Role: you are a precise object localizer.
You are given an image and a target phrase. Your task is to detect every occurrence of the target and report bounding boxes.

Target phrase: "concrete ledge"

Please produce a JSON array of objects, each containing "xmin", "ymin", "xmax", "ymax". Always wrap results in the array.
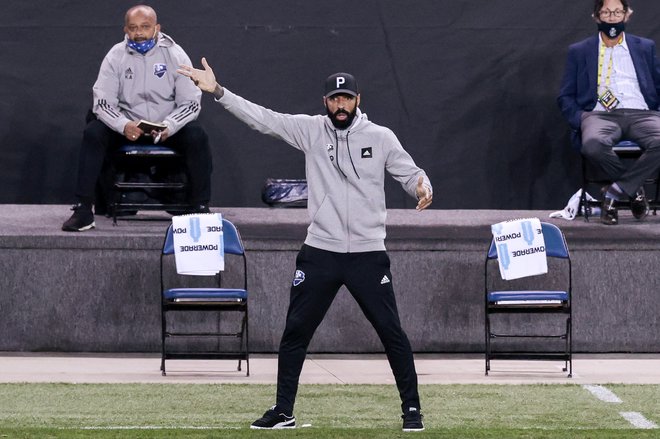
[
  {"xmin": 1, "ymin": 205, "xmax": 659, "ymax": 353},
  {"xmin": 1, "ymin": 353, "xmax": 659, "ymax": 384}
]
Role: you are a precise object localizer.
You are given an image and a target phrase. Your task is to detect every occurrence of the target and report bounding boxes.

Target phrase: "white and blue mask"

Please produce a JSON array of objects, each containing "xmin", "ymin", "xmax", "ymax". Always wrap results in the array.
[{"xmin": 127, "ymin": 30, "xmax": 158, "ymax": 54}]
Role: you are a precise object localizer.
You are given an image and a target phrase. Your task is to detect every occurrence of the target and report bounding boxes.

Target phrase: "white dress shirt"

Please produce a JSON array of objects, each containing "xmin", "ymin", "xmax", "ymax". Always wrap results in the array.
[{"xmin": 595, "ymin": 33, "xmax": 648, "ymax": 111}]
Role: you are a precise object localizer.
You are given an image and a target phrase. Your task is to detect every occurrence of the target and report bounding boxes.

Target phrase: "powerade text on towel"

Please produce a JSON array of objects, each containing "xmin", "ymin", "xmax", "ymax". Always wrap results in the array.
[
  {"xmin": 172, "ymin": 213, "xmax": 224, "ymax": 275},
  {"xmin": 490, "ymin": 218, "xmax": 547, "ymax": 280}
]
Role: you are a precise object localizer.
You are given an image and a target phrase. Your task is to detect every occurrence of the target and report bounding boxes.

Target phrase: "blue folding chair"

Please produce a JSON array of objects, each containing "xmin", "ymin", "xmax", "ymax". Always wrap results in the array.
[
  {"xmin": 160, "ymin": 218, "xmax": 249, "ymax": 376},
  {"xmin": 485, "ymin": 222, "xmax": 572, "ymax": 377}
]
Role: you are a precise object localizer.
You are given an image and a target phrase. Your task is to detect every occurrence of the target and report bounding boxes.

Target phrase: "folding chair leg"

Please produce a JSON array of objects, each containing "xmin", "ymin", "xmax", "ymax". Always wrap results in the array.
[
  {"xmin": 161, "ymin": 310, "xmax": 167, "ymax": 376},
  {"xmin": 567, "ymin": 317, "xmax": 573, "ymax": 378},
  {"xmin": 561, "ymin": 317, "xmax": 572, "ymax": 377},
  {"xmin": 485, "ymin": 316, "xmax": 491, "ymax": 376},
  {"xmin": 245, "ymin": 313, "xmax": 250, "ymax": 377},
  {"xmin": 236, "ymin": 313, "xmax": 249, "ymax": 376},
  {"xmin": 580, "ymin": 161, "xmax": 591, "ymax": 222}
]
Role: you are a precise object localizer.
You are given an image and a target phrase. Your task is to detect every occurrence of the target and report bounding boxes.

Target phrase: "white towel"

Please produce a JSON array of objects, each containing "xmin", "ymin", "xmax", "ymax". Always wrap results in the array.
[
  {"xmin": 491, "ymin": 217, "xmax": 547, "ymax": 280},
  {"xmin": 172, "ymin": 213, "xmax": 224, "ymax": 275},
  {"xmin": 549, "ymin": 188, "xmax": 597, "ymax": 220}
]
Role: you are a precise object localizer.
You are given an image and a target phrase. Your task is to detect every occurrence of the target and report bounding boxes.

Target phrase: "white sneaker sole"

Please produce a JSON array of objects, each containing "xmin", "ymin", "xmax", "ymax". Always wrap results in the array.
[
  {"xmin": 78, "ymin": 222, "xmax": 96, "ymax": 231},
  {"xmin": 250, "ymin": 419, "xmax": 296, "ymax": 429},
  {"xmin": 250, "ymin": 424, "xmax": 296, "ymax": 430}
]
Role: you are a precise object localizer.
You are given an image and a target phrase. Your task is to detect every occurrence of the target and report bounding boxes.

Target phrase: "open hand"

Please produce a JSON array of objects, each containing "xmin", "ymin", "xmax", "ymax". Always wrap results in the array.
[
  {"xmin": 178, "ymin": 57, "xmax": 218, "ymax": 93},
  {"xmin": 415, "ymin": 175, "xmax": 433, "ymax": 211}
]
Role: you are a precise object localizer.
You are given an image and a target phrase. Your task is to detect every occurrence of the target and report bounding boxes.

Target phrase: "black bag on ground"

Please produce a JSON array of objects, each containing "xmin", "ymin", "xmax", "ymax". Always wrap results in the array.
[{"xmin": 261, "ymin": 178, "xmax": 308, "ymax": 207}]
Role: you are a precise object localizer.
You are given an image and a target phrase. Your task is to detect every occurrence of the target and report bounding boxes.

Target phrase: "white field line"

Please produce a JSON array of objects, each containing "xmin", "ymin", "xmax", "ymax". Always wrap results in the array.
[
  {"xmin": 583, "ymin": 385, "xmax": 658, "ymax": 430},
  {"xmin": 619, "ymin": 412, "xmax": 659, "ymax": 430},
  {"xmin": 75, "ymin": 424, "xmax": 313, "ymax": 430},
  {"xmin": 582, "ymin": 384, "xmax": 622, "ymax": 403},
  {"xmin": 77, "ymin": 426, "xmax": 232, "ymax": 430}
]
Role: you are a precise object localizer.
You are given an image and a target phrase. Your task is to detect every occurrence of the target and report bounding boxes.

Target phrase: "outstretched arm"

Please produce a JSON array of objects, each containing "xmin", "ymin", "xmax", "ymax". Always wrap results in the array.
[
  {"xmin": 177, "ymin": 57, "xmax": 224, "ymax": 98},
  {"xmin": 177, "ymin": 57, "xmax": 316, "ymax": 152}
]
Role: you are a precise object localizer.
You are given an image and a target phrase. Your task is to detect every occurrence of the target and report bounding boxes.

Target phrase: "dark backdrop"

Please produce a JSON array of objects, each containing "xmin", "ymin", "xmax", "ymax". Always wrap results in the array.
[{"xmin": 2, "ymin": 0, "xmax": 659, "ymax": 209}]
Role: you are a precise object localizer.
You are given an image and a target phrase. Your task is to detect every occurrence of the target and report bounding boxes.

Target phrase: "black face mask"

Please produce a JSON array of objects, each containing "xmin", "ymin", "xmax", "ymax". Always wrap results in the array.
[
  {"xmin": 327, "ymin": 107, "xmax": 357, "ymax": 130},
  {"xmin": 598, "ymin": 21, "xmax": 625, "ymax": 40}
]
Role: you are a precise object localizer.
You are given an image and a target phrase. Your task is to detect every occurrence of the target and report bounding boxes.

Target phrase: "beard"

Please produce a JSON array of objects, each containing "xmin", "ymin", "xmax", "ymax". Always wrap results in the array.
[{"xmin": 327, "ymin": 107, "xmax": 357, "ymax": 130}]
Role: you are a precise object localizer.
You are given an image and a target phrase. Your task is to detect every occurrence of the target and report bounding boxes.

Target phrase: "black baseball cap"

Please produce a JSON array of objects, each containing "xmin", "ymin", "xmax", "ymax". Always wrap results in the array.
[{"xmin": 324, "ymin": 72, "xmax": 359, "ymax": 98}]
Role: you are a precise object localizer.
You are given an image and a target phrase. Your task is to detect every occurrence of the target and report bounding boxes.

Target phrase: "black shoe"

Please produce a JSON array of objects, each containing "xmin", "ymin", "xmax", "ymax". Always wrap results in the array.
[
  {"xmin": 62, "ymin": 204, "xmax": 95, "ymax": 232},
  {"xmin": 402, "ymin": 407, "xmax": 424, "ymax": 432},
  {"xmin": 186, "ymin": 204, "xmax": 211, "ymax": 214},
  {"xmin": 250, "ymin": 406, "xmax": 296, "ymax": 429},
  {"xmin": 600, "ymin": 186, "xmax": 618, "ymax": 226},
  {"xmin": 631, "ymin": 189, "xmax": 649, "ymax": 220}
]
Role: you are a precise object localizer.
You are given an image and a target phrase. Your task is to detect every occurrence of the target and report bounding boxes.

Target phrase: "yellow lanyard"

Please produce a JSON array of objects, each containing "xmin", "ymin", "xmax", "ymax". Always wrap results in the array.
[{"xmin": 597, "ymin": 36, "xmax": 622, "ymax": 89}]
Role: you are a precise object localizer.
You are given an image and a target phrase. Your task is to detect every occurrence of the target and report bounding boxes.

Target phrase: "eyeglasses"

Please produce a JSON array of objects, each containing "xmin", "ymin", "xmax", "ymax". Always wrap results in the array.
[{"xmin": 598, "ymin": 9, "xmax": 626, "ymax": 18}]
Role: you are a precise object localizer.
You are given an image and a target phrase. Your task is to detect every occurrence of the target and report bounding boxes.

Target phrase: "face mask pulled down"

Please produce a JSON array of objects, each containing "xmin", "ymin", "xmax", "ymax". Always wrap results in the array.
[{"xmin": 127, "ymin": 30, "xmax": 158, "ymax": 54}]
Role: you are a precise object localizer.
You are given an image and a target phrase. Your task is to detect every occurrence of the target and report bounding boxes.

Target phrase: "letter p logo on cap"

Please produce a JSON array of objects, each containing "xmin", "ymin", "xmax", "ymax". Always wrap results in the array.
[{"xmin": 325, "ymin": 72, "xmax": 358, "ymax": 98}]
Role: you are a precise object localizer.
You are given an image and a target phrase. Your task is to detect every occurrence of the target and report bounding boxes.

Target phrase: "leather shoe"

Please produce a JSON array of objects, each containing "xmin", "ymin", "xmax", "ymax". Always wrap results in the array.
[
  {"xmin": 600, "ymin": 198, "xmax": 618, "ymax": 225},
  {"xmin": 600, "ymin": 186, "xmax": 618, "ymax": 225},
  {"xmin": 631, "ymin": 189, "xmax": 649, "ymax": 220}
]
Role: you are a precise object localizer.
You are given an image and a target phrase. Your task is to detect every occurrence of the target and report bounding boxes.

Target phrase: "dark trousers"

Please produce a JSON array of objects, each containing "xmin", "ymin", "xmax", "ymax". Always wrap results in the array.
[
  {"xmin": 75, "ymin": 119, "xmax": 212, "ymax": 206},
  {"xmin": 275, "ymin": 244, "xmax": 421, "ymax": 415},
  {"xmin": 581, "ymin": 109, "xmax": 660, "ymax": 196}
]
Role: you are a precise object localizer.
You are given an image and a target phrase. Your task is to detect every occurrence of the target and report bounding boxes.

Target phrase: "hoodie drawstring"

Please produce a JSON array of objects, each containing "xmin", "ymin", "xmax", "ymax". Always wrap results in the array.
[
  {"xmin": 345, "ymin": 131, "xmax": 360, "ymax": 179},
  {"xmin": 334, "ymin": 129, "xmax": 360, "ymax": 179},
  {"xmin": 333, "ymin": 130, "xmax": 348, "ymax": 178}
]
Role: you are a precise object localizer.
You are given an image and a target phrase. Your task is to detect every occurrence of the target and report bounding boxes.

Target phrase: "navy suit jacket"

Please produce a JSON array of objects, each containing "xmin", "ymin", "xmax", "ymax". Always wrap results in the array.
[{"xmin": 557, "ymin": 33, "xmax": 660, "ymax": 149}]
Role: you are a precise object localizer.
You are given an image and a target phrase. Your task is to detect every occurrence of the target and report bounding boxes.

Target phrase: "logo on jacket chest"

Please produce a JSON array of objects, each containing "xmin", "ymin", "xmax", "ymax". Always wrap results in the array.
[
  {"xmin": 124, "ymin": 68, "xmax": 133, "ymax": 80},
  {"xmin": 153, "ymin": 63, "xmax": 167, "ymax": 78},
  {"xmin": 361, "ymin": 147, "xmax": 373, "ymax": 158},
  {"xmin": 327, "ymin": 143, "xmax": 335, "ymax": 162}
]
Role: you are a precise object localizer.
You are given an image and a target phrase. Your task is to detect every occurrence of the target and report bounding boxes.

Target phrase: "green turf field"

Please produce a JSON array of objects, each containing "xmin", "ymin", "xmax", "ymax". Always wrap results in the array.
[{"xmin": 0, "ymin": 383, "xmax": 658, "ymax": 438}]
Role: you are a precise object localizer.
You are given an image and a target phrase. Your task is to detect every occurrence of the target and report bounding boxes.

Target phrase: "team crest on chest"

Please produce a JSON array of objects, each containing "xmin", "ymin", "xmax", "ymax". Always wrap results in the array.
[
  {"xmin": 153, "ymin": 63, "xmax": 167, "ymax": 78},
  {"xmin": 124, "ymin": 68, "xmax": 133, "ymax": 79}
]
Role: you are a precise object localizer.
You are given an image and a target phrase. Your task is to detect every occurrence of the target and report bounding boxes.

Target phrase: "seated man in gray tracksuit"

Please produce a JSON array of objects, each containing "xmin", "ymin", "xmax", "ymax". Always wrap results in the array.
[
  {"xmin": 62, "ymin": 5, "xmax": 212, "ymax": 232},
  {"xmin": 179, "ymin": 58, "xmax": 433, "ymax": 433}
]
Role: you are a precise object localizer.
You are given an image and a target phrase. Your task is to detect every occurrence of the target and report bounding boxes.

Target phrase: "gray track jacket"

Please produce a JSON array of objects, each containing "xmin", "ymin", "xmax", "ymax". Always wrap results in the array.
[
  {"xmin": 218, "ymin": 89, "xmax": 433, "ymax": 253},
  {"xmin": 92, "ymin": 32, "xmax": 201, "ymax": 136}
]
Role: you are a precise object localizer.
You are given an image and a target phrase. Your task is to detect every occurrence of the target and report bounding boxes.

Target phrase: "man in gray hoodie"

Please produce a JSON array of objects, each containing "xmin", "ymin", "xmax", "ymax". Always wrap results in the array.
[
  {"xmin": 180, "ymin": 58, "xmax": 432, "ymax": 432},
  {"xmin": 62, "ymin": 5, "xmax": 212, "ymax": 232}
]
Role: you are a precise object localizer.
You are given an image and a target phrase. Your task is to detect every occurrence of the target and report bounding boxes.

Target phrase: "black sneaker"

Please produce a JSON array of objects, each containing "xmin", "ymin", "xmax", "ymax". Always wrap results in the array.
[
  {"xmin": 402, "ymin": 407, "xmax": 424, "ymax": 432},
  {"xmin": 250, "ymin": 406, "xmax": 296, "ymax": 429},
  {"xmin": 631, "ymin": 189, "xmax": 649, "ymax": 220},
  {"xmin": 62, "ymin": 204, "xmax": 95, "ymax": 232}
]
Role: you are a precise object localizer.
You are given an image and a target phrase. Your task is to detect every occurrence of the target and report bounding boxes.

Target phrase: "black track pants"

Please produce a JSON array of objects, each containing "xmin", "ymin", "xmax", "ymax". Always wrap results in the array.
[
  {"xmin": 75, "ymin": 119, "xmax": 212, "ymax": 205},
  {"xmin": 275, "ymin": 244, "xmax": 421, "ymax": 415}
]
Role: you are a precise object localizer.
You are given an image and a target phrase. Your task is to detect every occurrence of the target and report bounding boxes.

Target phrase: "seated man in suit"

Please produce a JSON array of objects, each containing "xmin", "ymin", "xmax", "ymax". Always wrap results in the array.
[
  {"xmin": 557, "ymin": 0, "xmax": 660, "ymax": 225},
  {"xmin": 62, "ymin": 5, "xmax": 212, "ymax": 232}
]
